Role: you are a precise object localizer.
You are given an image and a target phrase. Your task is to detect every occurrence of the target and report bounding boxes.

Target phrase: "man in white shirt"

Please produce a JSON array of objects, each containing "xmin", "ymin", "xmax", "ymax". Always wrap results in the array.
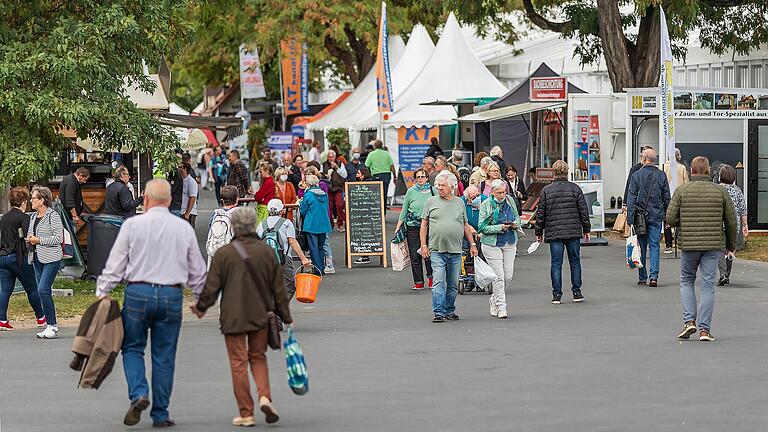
[
  {"xmin": 97, "ymin": 179, "xmax": 207, "ymax": 428},
  {"xmin": 308, "ymin": 140, "xmax": 321, "ymax": 163},
  {"xmin": 180, "ymin": 162, "xmax": 198, "ymax": 227}
]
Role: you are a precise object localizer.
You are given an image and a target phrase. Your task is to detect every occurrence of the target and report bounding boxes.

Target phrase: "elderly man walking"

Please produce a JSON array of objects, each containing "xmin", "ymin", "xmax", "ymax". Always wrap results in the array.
[
  {"xmin": 420, "ymin": 171, "xmax": 478, "ymax": 323},
  {"xmin": 97, "ymin": 179, "xmax": 207, "ymax": 428},
  {"xmin": 626, "ymin": 148, "xmax": 671, "ymax": 287},
  {"xmin": 469, "ymin": 156, "xmax": 493, "ymax": 187},
  {"xmin": 667, "ymin": 156, "xmax": 737, "ymax": 342},
  {"xmin": 535, "ymin": 160, "xmax": 591, "ymax": 304},
  {"xmin": 192, "ymin": 207, "xmax": 293, "ymax": 427}
]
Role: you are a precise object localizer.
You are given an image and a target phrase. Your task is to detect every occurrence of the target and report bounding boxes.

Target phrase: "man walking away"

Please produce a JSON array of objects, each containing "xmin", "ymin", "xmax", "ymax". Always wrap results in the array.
[
  {"xmin": 535, "ymin": 160, "xmax": 591, "ymax": 304},
  {"xmin": 59, "ymin": 167, "xmax": 93, "ymax": 223},
  {"xmin": 420, "ymin": 171, "xmax": 478, "ymax": 323},
  {"xmin": 227, "ymin": 150, "xmax": 253, "ymax": 198},
  {"xmin": 364, "ymin": 139, "xmax": 395, "ymax": 214},
  {"xmin": 206, "ymin": 186, "xmax": 239, "ymax": 267},
  {"xmin": 489, "ymin": 146, "xmax": 507, "ymax": 177},
  {"xmin": 179, "ymin": 163, "xmax": 198, "ymax": 227},
  {"xmin": 667, "ymin": 156, "xmax": 736, "ymax": 342},
  {"xmin": 626, "ymin": 148, "xmax": 670, "ymax": 287},
  {"xmin": 104, "ymin": 167, "xmax": 143, "ymax": 218},
  {"xmin": 623, "ymin": 145, "xmax": 652, "ymax": 209},
  {"xmin": 97, "ymin": 179, "xmax": 207, "ymax": 428}
]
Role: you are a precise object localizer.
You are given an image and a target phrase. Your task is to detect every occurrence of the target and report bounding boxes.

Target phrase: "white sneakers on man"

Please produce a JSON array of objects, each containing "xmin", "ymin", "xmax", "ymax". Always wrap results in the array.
[{"xmin": 36, "ymin": 325, "xmax": 59, "ymax": 339}]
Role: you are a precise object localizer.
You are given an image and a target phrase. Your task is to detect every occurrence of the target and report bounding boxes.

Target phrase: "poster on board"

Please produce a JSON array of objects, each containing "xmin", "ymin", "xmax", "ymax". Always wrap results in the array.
[
  {"xmin": 398, "ymin": 126, "xmax": 437, "ymax": 187},
  {"xmin": 574, "ymin": 180, "xmax": 605, "ymax": 232}
]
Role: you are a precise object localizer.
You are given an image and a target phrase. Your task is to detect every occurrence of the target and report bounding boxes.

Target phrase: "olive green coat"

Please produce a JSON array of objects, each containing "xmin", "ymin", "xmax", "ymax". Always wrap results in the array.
[{"xmin": 666, "ymin": 176, "xmax": 737, "ymax": 251}]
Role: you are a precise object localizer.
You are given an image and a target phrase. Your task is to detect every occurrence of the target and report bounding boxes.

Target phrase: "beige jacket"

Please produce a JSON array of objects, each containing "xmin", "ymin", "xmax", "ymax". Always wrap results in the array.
[
  {"xmin": 70, "ymin": 298, "xmax": 124, "ymax": 389},
  {"xmin": 661, "ymin": 162, "xmax": 689, "ymax": 188}
]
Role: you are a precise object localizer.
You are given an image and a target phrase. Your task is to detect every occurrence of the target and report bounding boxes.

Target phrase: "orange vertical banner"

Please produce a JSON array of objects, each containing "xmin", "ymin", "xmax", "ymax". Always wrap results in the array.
[{"xmin": 281, "ymin": 38, "xmax": 307, "ymax": 116}]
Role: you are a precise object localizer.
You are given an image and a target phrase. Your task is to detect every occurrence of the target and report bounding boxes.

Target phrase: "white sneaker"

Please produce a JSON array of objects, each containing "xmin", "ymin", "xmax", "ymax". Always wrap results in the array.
[
  {"xmin": 324, "ymin": 266, "xmax": 336, "ymax": 274},
  {"xmin": 489, "ymin": 298, "xmax": 498, "ymax": 317},
  {"xmin": 36, "ymin": 325, "xmax": 58, "ymax": 339},
  {"xmin": 497, "ymin": 310, "xmax": 508, "ymax": 319},
  {"xmin": 354, "ymin": 257, "xmax": 370, "ymax": 264}
]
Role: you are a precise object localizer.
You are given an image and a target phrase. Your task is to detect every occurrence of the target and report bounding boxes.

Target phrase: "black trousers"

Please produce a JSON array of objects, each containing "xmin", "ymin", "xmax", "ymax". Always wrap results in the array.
[
  {"xmin": 405, "ymin": 225, "xmax": 432, "ymax": 285},
  {"xmin": 664, "ymin": 225, "xmax": 674, "ymax": 248}
]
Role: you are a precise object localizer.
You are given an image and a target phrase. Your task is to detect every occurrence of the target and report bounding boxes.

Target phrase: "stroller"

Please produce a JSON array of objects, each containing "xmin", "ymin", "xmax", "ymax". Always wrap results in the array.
[{"xmin": 458, "ymin": 245, "xmax": 489, "ymax": 295}]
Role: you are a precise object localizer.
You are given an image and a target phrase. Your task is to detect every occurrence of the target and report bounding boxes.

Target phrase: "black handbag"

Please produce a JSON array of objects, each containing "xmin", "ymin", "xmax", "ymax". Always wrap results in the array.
[{"xmin": 231, "ymin": 240, "xmax": 282, "ymax": 350}]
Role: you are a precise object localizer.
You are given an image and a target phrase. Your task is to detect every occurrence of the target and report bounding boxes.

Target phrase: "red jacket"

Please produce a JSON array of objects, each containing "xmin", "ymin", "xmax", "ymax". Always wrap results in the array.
[{"xmin": 255, "ymin": 176, "xmax": 276, "ymax": 205}]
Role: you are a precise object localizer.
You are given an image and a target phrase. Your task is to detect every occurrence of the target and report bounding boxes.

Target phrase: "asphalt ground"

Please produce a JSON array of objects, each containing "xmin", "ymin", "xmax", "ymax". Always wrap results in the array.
[{"xmin": 2, "ymin": 186, "xmax": 768, "ymax": 431}]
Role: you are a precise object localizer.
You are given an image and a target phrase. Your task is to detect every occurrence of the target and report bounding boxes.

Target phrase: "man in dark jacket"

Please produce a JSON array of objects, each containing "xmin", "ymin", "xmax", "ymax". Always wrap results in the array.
[
  {"xmin": 59, "ymin": 167, "xmax": 93, "ymax": 223},
  {"xmin": 345, "ymin": 147, "xmax": 364, "ymax": 182},
  {"xmin": 623, "ymin": 145, "xmax": 652, "ymax": 207},
  {"xmin": 281, "ymin": 152, "xmax": 302, "ymax": 190},
  {"xmin": 626, "ymin": 148, "xmax": 670, "ymax": 287},
  {"xmin": 104, "ymin": 167, "xmax": 143, "ymax": 218},
  {"xmin": 535, "ymin": 160, "xmax": 591, "ymax": 304},
  {"xmin": 323, "ymin": 150, "xmax": 348, "ymax": 232},
  {"xmin": 489, "ymin": 146, "xmax": 507, "ymax": 178},
  {"xmin": 667, "ymin": 156, "xmax": 736, "ymax": 342},
  {"xmin": 192, "ymin": 207, "xmax": 292, "ymax": 426},
  {"xmin": 227, "ymin": 150, "xmax": 253, "ymax": 198}
]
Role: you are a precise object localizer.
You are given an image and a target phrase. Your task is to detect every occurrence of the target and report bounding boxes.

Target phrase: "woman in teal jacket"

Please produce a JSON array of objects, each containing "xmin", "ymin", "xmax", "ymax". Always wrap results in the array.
[
  {"xmin": 299, "ymin": 174, "xmax": 332, "ymax": 274},
  {"xmin": 478, "ymin": 179, "xmax": 520, "ymax": 319},
  {"xmin": 395, "ymin": 168, "xmax": 435, "ymax": 290}
]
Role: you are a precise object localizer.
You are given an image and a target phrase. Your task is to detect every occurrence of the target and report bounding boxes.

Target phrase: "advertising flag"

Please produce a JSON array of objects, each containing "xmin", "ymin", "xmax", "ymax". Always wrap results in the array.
[
  {"xmin": 376, "ymin": 1, "xmax": 394, "ymax": 113},
  {"xmin": 660, "ymin": 7, "xmax": 676, "ymax": 192},
  {"xmin": 239, "ymin": 44, "xmax": 266, "ymax": 99},
  {"xmin": 281, "ymin": 38, "xmax": 309, "ymax": 116}
]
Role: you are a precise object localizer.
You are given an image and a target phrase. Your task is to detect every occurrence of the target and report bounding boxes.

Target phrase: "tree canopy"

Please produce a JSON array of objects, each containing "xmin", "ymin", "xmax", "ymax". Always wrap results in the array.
[{"xmin": 0, "ymin": 1, "xmax": 191, "ymax": 186}]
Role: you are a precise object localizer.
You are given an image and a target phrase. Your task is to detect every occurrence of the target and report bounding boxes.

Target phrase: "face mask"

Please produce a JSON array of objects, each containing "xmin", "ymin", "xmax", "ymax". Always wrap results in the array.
[
  {"xmin": 279, "ymin": 175, "xmax": 288, "ymax": 182},
  {"xmin": 471, "ymin": 196, "xmax": 482, "ymax": 207},
  {"xmin": 352, "ymin": 153, "xmax": 360, "ymax": 159}
]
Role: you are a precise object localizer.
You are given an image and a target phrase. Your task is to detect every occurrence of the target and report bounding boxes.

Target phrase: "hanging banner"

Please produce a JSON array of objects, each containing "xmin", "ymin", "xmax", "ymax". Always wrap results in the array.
[
  {"xmin": 530, "ymin": 77, "xmax": 567, "ymax": 102},
  {"xmin": 573, "ymin": 110, "xmax": 590, "ymax": 181},
  {"xmin": 376, "ymin": 1, "xmax": 394, "ymax": 113},
  {"xmin": 281, "ymin": 38, "xmax": 309, "ymax": 116},
  {"xmin": 660, "ymin": 7, "xmax": 676, "ymax": 192},
  {"xmin": 588, "ymin": 115, "xmax": 601, "ymax": 180},
  {"xmin": 239, "ymin": 45, "xmax": 266, "ymax": 99},
  {"xmin": 398, "ymin": 126, "xmax": 437, "ymax": 187}
]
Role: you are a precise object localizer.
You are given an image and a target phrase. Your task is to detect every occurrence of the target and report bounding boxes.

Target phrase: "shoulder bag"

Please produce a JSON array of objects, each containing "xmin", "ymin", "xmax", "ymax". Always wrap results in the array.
[
  {"xmin": 231, "ymin": 240, "xmax": 282, "ymax": 350},
  {"xmin": 634, "ymin": 171, "xmax": 658, "ymax": 236}
]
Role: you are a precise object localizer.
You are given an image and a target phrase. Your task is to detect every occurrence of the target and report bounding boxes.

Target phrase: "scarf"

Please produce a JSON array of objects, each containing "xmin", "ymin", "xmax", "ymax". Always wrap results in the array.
[{"xmin": 414, "ymin": 183, "xmax": 431, "ymax": 192}]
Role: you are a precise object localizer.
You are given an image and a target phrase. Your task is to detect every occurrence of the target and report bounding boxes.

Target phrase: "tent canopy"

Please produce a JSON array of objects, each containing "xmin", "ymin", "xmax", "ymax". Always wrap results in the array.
[
  {"xmin": 458, "ymin": 101, "xmax": 566, "ymax": 123},
  {"xmin": 477, "ymin": 63, "xmax": 586, "ymax": 112}
]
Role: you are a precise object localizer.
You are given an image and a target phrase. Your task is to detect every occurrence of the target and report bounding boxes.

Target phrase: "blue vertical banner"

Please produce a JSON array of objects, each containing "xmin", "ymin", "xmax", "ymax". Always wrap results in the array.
[
  {"xmin": 376, "ymin": 1, "xmax": 394, "ymax": 113},
  {"xmin": 301, "ymin": 42, "xmax": 309, "ymax": 113}
]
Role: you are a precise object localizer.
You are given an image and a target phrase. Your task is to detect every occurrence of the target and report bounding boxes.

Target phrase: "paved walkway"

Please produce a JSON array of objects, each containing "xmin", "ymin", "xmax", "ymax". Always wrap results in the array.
[{"xmin": 2, "ymin": 186, "xmax": 768, "ymax": 431}]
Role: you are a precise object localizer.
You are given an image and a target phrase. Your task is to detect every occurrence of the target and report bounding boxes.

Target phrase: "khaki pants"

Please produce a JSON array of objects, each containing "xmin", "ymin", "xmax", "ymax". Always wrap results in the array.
[{"xmin": 224, "ymin": 329, "xmax": 271, "ymax": 417}]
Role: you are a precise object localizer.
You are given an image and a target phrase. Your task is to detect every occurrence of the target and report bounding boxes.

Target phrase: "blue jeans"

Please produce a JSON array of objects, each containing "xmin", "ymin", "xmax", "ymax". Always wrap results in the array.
[
  {"xmin": 430, "ymin": 252, "xmax": 461, "ymax": 317},
  {"xmin": 33, "ymin": 259, "xmax": 60, "ymax": 326},
  {"xmin": 323, "ymin": 234, "xmax": 333, "ymax": 264},
  {"xmin": 306, "ymin": 233, "xmax": 326, "ymax": 275},
  {"xmin": 549, "ymin": 239, "xmax": 582, "ymax": 296},
  {"xmin": 372, "ymin": 173, "xmax": 391, "ymax": 214},
  {"xmin": 638, "ymin": 222, "xmax": 663, "ymax": 281},
  {"xmin": 121, "ymin": 283, "xmax": 183, "ymax": 422},
  {"xmin": 0, "ymin": 254, "xmax": 44, "ymax": 321},
  {"xmin": 680, "ymin": 250, "xmax": 720, "ymax": 331}
]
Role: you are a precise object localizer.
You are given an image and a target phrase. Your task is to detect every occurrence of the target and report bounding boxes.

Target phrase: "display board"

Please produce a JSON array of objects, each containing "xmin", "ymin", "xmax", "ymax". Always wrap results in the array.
[
  {"xmin": 398, "ymin": 126, "xmax": 437, "ymax": 188},
  {"xmin": 574, "ymin": 180, "xmax": 605, "ymax": 232},
  {"xmin": 344, "ymin": 181, "xmax": 387, "ymax": 268}
]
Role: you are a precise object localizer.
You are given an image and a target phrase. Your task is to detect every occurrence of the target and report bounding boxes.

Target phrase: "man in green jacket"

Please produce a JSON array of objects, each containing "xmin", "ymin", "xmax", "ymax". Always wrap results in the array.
[{"xmin": 666, "ymin": 156, "xmax": 736, "ymax": 342}]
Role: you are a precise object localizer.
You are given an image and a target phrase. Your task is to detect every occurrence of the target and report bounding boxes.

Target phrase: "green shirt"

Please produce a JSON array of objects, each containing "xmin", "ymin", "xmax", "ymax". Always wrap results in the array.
[
  {"xmin": 399, "ymin": 186, "xmax": 435, "ymax": 227},
  {"xmin": 421, "ymin": 195, "xmax": 467, "ymax": 254},
  {"xmin": 364, "ymin": 148, "xmax": 393, "ymax": 175}
]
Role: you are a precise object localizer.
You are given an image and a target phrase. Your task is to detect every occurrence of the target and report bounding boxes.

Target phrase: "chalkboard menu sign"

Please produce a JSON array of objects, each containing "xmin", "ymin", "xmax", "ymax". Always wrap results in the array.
[{"xmin": 344, "ymin": 181, "xmax": 387, "ymax": 268}]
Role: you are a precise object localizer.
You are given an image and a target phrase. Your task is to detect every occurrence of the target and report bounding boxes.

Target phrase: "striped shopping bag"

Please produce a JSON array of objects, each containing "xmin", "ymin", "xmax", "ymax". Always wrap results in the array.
[{"xmin": 284, "ymin": 328, "xmax": 309, "ymax": 395}]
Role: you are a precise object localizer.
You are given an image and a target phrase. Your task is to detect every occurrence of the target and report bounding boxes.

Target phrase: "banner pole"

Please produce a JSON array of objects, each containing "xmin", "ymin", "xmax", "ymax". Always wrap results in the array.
[{"xmin": 278, "ymin": 47, "xmax": 286, "ymax": 132}]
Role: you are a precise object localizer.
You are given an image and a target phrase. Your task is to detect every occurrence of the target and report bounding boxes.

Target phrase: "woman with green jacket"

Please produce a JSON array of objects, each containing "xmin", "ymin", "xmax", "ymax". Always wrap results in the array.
[
  {"xmin": 478, "ymin": 179, "xmax": 520, "ymax": 319},
  {"xmin": 395, "ymin": 168, "xmax": 435, "ymax": 290}
]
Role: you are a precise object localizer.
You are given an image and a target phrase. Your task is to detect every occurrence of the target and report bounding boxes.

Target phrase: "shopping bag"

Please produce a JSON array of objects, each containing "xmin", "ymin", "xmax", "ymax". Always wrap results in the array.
[
  {"xmin": 474, "ymin": 257, "xmax": 499, "ymax": 287},
  {"xmin": 283, "ymin": 328, "xmax": 309, "ymax": 395},
  {"xmin": 626, "ymin": 235, "xmax": 643, "ymax": 269},
  {"xmin": 612, "ymin": 211, "xmax": 628, "ymax": 233},
  {"xmin": 391, "ymin": 223, "xmax": 407, "ymax": 244},
  {"xmin": 256, "ymin": 204, "xmax": 269, "ymax": 224},
  {"xmin": 391, "ymin": 242, "xmax": 409, "ymax": 271}
]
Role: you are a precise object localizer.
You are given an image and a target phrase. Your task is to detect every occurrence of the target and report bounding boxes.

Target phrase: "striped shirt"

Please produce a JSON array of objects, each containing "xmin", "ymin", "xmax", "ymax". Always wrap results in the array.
[{"xmin": 27, "ymin": 208, "xmax": 63, "ymax": 264}]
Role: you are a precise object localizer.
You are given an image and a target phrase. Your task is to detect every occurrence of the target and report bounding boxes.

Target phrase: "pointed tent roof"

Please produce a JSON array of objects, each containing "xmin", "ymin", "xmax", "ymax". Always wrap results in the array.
[
  {"xmin": 382, "ymin": 13, "xmax": 507, "ymax": 129},
  {"xmin": 306, "ymin": 35, "xmax": 405, "ymax": 132},
  {"xmin": 347, "ymin": 24, "xmax": 436, "ymax": 131},
  {"xmin": 479, "ymin": 63, "xmax": 587, "ymax": 111}
]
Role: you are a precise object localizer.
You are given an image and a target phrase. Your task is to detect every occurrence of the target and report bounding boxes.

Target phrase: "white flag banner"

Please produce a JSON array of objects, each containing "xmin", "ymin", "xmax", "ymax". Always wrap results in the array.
[
  {"xmin": 240, "ymin": 44, "xmax": 266, "ymax": 99},
  {"xmin": 659, "ymin": 7, "xmax": 676, "ymax": 192}
]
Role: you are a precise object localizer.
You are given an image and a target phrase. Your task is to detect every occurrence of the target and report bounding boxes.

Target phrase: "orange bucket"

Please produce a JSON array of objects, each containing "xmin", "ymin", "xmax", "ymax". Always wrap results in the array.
[{"xmin": 295, "ymin": 266, "xmax": 322, "ymax": 303}]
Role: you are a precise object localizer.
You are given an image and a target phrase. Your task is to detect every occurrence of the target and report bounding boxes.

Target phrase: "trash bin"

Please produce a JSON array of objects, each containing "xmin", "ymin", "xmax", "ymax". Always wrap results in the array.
[{"xmin": 84, "ymin": 215, "xmax": 124, "ymax": 279}]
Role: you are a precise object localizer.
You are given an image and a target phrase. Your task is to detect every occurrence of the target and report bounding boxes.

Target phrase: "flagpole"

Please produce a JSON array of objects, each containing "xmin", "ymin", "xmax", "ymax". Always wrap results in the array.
[{"xmin": 278, "ymin": 45, "xmax": 286, "ymax": 132}]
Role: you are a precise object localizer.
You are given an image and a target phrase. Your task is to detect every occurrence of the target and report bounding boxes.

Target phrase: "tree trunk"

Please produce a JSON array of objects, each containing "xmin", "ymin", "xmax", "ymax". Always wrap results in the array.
[
  {"xmin": 631, "ymin": 6, "xmax": 661, "ymax": 88},
  {"xmin": 596, "ymin": 0, "xmax": 636, "ymax": 91},
  {"xmin": 0, "ymin": 185, "xmax": 9, "ymax": 214}
]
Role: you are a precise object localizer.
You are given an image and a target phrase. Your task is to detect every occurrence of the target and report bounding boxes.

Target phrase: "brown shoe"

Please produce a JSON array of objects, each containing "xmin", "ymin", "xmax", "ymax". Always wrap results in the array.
[
  {"xmin": 649, "ymin": 279, "xmax": 658, "ymax": 287},
  {"xmin": 259, "ymin": 396, "xmax": 279, "ymax": 424},
  {"xmin": 699, "ymin": 329, "xmax": 715, "ymax": 342},
  {"xmin": 124, "ymin": 396, "xmax": 150, "ymax": 426},
  {"xmin": 677, "ymin": 321, "xmax": 697, "ymax": 339}
]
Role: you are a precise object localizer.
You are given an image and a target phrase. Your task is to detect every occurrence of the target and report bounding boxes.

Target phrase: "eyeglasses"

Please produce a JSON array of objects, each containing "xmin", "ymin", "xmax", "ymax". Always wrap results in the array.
[{"xmin": 415, "ymin": 175, "xmax": 427, "ymax": 179}]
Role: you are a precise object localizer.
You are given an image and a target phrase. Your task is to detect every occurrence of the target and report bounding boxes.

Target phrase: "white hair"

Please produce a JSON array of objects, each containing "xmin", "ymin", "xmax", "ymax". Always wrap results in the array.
[
  {"xmin": 327, "ymin": 150, "xmax": 336, "ymax": 157},
  {"xmin": 306, "ymin": 174, "xmax": 320, "ymax": 186},
  {"xmin": 463, "ymin": 185, "xmax": 479, "ymax": 198},
  {"xmin": 490, "ymin": 146, "xmax": 502, "ymax": 157},
  {"xmin": 480, "ymin": 156, "xmax": 493, "ymax": 167},
  {"xmin": 144, "ymin": 179, "xmax": 171, "ymax": 202},
  {"xmin": 452, "ymin": 149, "xmax": 463, "ymax": 159},
  {"xmin": 230, "ymin": 207, "xmax": 257, "ymax": 236},
  {"xmin": 490, "ymin": 179, "xmax": 507, "ymax": 192},
  {"xmin": 435, "ymin": 170, "xmax": 457, "ymax": 189}
]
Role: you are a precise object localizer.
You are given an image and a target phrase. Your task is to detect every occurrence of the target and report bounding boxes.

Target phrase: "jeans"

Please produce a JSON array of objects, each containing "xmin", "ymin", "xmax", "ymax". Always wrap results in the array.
[
  {"xmin": 405, "ymin": 226, "xmax": 432, "ymax": 285},
  {"xmin": 0, "ymin": 254, "xmax": 44, "ymax": 321},
  {"xmin": 549, "ymin": 239, "xmax": 582, "ymax": 296},
  {"xmin": 33, "ymin": 259, "xmax": 60, "ymax": 326},
  {"xmin": 431, "ymin": 252, "xmax": 461, "ymax": 317},
  {"xmin": 306, "ymin": 233, "xmax": 326, "ymax": 275},
  {"xmin": 323, "ymin": 235, "xmax": 333, "ymax": 267},
  {"xmin": 680, "ymin": 250, "xmax": 720, "ymax": 331},
  {"xmin": 121, "ymin": 283, "xmax": 183, "ymax": 423},
  {"xmin": 329, "ymin": 190, "xmax": 345, "ymax": 229},
  {"xmin": 372, "ymin": 173, "xmax": 391, "ymax": 214},
  {"xmin": 214, "ymin": 177, "xmax": 225, "ymax": 204},
  {"xmin": 638, "ymin": 222, "xmax": 663, "ymax": 281},
  {"xmin": 484, "ymin": 243, "xmax": 517, "ymax": 313}
]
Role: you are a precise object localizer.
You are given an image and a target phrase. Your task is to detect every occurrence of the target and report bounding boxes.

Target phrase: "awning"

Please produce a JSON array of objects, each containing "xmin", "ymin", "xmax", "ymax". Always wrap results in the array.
[
  {"xmin": 294, "ymin": 91, "xmax": 352, "ymax": 127},
  {"xmin": 157, "ymin": 113, "xmax": 244, "ymax": 130},
  {"xmin": 456, "ymin": 101, "xmax": 566, "ymax": 123}
]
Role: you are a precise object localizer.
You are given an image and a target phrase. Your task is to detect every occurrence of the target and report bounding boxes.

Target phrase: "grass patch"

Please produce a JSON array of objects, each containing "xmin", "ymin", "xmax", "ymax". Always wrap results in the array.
[
  {"xmin": 737, "ymin": 235, "xmax": 768, "ymax": 263},
  {"xmin": 7, "ymin": 279, "xmax": 124, "ymax": 322}
]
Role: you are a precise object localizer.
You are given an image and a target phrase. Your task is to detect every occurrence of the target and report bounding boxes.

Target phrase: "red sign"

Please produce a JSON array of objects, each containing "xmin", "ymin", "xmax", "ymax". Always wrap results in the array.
[{"xmin": 530, "ymin": 77, "xmax": 568, "ymax": 102}]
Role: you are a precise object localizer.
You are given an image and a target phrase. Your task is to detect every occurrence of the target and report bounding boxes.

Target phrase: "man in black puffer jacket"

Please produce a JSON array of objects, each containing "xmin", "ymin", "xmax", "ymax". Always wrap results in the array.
[{"xmin": 535, "ymin": 160, "xmax": 591, "ymax": 304}]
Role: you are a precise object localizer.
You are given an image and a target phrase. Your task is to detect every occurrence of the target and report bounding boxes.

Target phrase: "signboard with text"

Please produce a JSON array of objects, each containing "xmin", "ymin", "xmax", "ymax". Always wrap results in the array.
[
  {"xmin": 530, "ymin": 77, "xmax": 568, "ymax": 102},
  {"xmin": 629, "ymin": 88, "xmax": 768, "ymax": 118},
  {"xmin": 398, "ymin": 126, "xmax": 439, "ymax": 187}
]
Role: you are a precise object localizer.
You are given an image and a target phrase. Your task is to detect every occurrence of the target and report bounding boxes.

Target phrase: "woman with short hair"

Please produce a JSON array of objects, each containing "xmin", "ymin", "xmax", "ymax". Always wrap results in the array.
[
  {"xmin": 478, "ymin": 179, "xmax": 520, "ymax": 319},
  {"xmin": 254, "ymin": 163, "xmax": 276, "ymax": 223},
  {"xmin": 26, "ymin": 186, "xmax": 62, "ymax": 339},
  {"xmin": 0, "ymin": 187, "xmax": 46, "ymax": 331},
  {"xmin": 717, "ymin": 164, "xmax": 748, "ymax": 286}
]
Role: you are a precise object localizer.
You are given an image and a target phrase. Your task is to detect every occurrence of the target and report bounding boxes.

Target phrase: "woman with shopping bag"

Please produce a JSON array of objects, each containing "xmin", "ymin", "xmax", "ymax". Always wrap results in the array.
[
  {"xmin": 395, "ymin": 168, "xmax": 436, "ymax": 290},
  {"xmin": 478, "ymin": 179, "xmax": 521, "ymax": 319}
]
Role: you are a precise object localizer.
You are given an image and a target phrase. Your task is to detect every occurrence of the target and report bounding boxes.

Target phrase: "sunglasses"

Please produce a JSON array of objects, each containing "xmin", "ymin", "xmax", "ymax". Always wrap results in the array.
[{"xmin": 415, "ymin": 175, "xmax": 427, "ymax": 179}]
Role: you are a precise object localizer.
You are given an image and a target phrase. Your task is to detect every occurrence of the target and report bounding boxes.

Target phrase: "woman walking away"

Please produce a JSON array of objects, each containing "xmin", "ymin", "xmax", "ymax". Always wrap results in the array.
[
  {"xmin": 396, "ymin": 168, "xmax": 435, "ymax": 290},
  {"xmin": 0, "ymin": 187, "xmax": 46, "ymax": 331},
  {"xmin": 192, "ymin": 207, "xmax": 293, "ymax": 427},
  {"xmin": 26, "ymin": 186, "xmax": 62, "ymax": 339},
  {"xmin": 478, "ymin": 180, "xmax": 520, "ymax": 319},
  {"xmin": 717, "ymin": 164, "xmax": 748, "ymax": 286},
  {"xmin": 299, "ymin": 174, "xmax": 332, "ymax": 275},
  {"xmin": 274, "ymin": 167, "xmax": 297, "ymax": 222}
]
